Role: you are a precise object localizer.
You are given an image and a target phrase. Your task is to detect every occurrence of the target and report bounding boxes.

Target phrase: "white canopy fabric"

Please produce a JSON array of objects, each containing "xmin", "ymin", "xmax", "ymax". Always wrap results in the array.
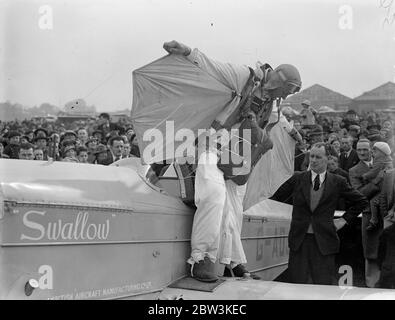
[
  {"xmin": 317, "ymin": 105, "xmax": 337, "ymax": 113},
  {"xmin": 131, "ymin": 53, "xmax": 241, "ymax": 164}
]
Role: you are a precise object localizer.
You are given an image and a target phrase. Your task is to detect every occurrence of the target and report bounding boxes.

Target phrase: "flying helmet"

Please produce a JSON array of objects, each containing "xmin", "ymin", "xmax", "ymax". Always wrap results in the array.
[{"xmin": 274, "ymin": 64, "xmax": 302, "ymax": 95}]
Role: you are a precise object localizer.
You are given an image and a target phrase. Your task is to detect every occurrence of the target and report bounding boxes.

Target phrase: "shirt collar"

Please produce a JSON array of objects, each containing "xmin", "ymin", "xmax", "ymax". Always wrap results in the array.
[
  {"xmin": 363, "ymin": 160, "xmax": 373, "ymax": 167},
  {"xmin": 311, "ymin": 170, "xmax": 327, "ymax": 185},
  {"xmin": 345, "ymin": 149, "xmax": 352, "ymax": 157}
]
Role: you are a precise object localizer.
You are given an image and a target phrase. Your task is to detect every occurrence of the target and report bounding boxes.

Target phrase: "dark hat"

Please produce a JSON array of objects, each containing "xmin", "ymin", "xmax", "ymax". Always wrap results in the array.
[
  {"xmin": 34, "ymin": 128, "xmax": 48, "ymax": 137},
  {"xmin": 86, "ymin": 137, "xmax": 98, "ymax": 145},
  {"xmin": 7, "ymin": 131, "xmax": 21, "ymax": 139},
  {"xmin": 62, "ymin": 144, "xmax": 76, "ymax": 154},
  {"xmin": 34, "ymin": 135, "xmax": 49, "ymax": 142},
  {"xmin": 63, "ymin": 130, "xmax": 77, "ymax": 138},
  {"xmin": 93, "ymin": 144, "xmax": 108, "ymax": 155},
  {"xmin": 125, "ymin": 127, "xmax": 134, "ymax": 134},
  {"xmin": 346, "ymin": 109, "xmax": 357, "ymax": 115},
  {"xmin": 308, "ymin": 125, "xmax": 324, "ymax": 137},
  {"xmin": 367, "ymin": 124, "xmax": 381, "ymax": 131},
  {"xmin": 92, "ymin": 130, "xmax": 104, "ymax": 136},
  {"xmin": 349, "ymin": 125, "xmax": 360, "ymax": 131}
]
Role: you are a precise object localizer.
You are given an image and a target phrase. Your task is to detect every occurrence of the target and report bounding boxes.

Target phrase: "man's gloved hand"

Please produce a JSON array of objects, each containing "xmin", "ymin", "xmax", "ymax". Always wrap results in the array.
[{"xmin": 163, "ymin": 40, "xmax": 191, "ymax": 56}]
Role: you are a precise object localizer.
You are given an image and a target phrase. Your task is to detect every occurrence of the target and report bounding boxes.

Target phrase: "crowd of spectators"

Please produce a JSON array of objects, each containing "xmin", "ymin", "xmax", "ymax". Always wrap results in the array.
[
  {"xmin": 0, "ymin": 112, "xmax": 140, "ymax": 165},
  {"xmin": 287, "ymin": 100, "xmax": 395, "ymax": 288}
]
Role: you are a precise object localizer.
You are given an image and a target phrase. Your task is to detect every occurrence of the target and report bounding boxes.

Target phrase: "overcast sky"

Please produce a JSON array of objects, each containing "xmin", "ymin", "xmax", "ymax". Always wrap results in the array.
[{"xmin": 1, "ymin": 0, "xmax": 395, "ymax": 111}]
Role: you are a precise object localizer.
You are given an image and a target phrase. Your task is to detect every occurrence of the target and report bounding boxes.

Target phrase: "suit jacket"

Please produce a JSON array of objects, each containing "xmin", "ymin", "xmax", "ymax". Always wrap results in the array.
[
  {"xmin": 339, "ymin": 149, "xmax": 359, "ymax": 172},
  {"xmin": 380, "ymin": 168, "xmax": 395, "ymax": 218},
  {"xmin": 349, "ymin": 161, "xmax": 380, "ymax": 201},
  {"xmin": 271, "ymin": 171, "xmax": 368, "ymax": 255},
  {"xmin": 349, "ymin": 160, "xmax": 383, "ymax": 259}
]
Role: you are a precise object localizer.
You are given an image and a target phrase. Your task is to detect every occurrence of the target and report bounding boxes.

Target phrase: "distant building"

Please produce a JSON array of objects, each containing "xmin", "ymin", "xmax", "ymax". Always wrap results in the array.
[
  {"xmin": 282, "ymin": 84, "xmax": 352, "ymax": 111},
  {"xmin": 351, "ymin": 82, "xmax": 395, "ymax": 113}
]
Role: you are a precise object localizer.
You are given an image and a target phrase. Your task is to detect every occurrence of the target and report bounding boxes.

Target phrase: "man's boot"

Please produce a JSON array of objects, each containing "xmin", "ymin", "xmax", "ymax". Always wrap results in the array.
[{"xmin": 190, "ymin": 257, "xmax": 219, "ymax": 282}]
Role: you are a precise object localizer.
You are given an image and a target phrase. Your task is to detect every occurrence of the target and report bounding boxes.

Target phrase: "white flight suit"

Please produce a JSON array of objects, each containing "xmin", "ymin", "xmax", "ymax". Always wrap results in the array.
[
  {"xmin": 188, "ymin": 137, "xmax": 227, "ymax": 264},
  {"xmin": 185, "ymin": 48, "xmax": 261, "ymax": 266},
  {"xmin": 219, "ymin": 180, "xmax": 247, "ymax": 267}
]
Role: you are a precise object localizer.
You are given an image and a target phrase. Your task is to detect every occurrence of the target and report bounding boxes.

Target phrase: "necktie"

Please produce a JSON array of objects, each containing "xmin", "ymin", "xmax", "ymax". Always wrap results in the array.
[{"xmin": 313, "ymin": 174, "xmax": 320, "ymax": 191}]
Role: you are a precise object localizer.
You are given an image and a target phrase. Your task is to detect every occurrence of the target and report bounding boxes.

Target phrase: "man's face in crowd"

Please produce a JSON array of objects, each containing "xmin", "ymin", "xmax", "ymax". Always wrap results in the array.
[
  {"xmin": 111, "ymin": 140, "xmax": 124, "ymax": 157},
  {"xmin": 356, "ymin": 143, "xmax": 371, "ymax": 162},
  {"xmin": 34, "ymin": 149, "xmax": 44, "ymax": 160},
  {"xmin": 332, "ymin": 121, "xmax": 340, "ymax": 131},
  {"xmin": 309, "ymin": 145, "xmax": 328, "ymax": 174},
  {"xmin": 93, "ymin": 133, "xmax": 102, "ymax": 141},
  {"xmin": 64, "ymin": 134, "xmax": 76, "ymax": 142},
  {"xmin": 331, "ymin": 140, "xmax": 341, "ymax": 154},
  {"xmin": 77, "ymin": 129, "xmax": 88, "ymax": 142},
  {"xmin": 341, "ymin": 137, "xmax": 352, "ymax": 152},
  {"xmin": 19, "ymin": 148, "xmax": 34, "ymax": 160},
  {"xmin": 78, "ymin": 151, "xmax": 89, "ymax": 163},
  {"xmin": 20, "ymin": 137, "xmax": 28, "ymax": 144},
  {"xmin": 327, "ymin": 158, "xmax": 338, "ymax": 172},
  {"xmin": 36, "ymin": 138, "xmax": 47, "ymax": 149},
  {"xmin": 27, "ymin": 132, "xmax": 34, "ymax": 141},
  {"xmin": 10, "ymin": 136, "xmax": 20, "ymax": 145},
  {"xmin": 349, "ymin": 129, "xmax": 359, "ymax": 138},
  {"xmin": 97, "ymin": 152, "xmax": 109, "ymax": 164},
  {"xmin": 65, "ymin": 149, "xmax": 76, "ymax": 158},
  {"xmin": 123, "ymin": 143, "xmax": 131, "ymax": 157},
  {"xmin": 383, "ymin": 121, "xmax": 392, "ymax": 130}
]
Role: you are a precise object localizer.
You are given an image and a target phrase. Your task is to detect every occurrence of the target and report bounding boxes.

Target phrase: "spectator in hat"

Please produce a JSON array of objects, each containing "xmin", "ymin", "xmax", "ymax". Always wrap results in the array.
[
  {"xmin": 33, "ymin": 147, "xmax": 44, "ymax": 161},
  {"xmin": 20, "ymin": 135, "xmax": 30, "ymax": 144},
  {"xmin": 34, "ymin": 135, "xmax": 49, "ymax": 160},
  {"xmin": 76, "ymin": 146, "xmax": 89, "ymax": 163},
  {"xmin": 125, "ymin": 127, "xmax": 135, "ymax": 143},
  {"xmin": 363, "ymin": 142, "xmax": 393, "ymax": 232},
  {"xmin": 61, "ymin": 130, "xmax": 78, "ymax": 144},
  {"xmin": 96, "ymin": 113, "xmax": 124, "ymax": 137},
  {"xmin": 330, "ymin": 139, "xmax": 341, "ymax": 158},
  {"xmin": 18, "ymin": 142, "xmax": 34, "ymax": 160},
  {"xmin": 0, "ymin": 141, "xmax": 9, "ymax": 158},
  {"xmin": 61, "ymin": 141, "xmax": 78, "ymax": 162},
  {"xmin": 86, "ymin": 137, "xmax": 98, "ymax": 163},
  {"xmin": 339, "ymin": 135, "xmax": 359, "ymax": 172},
  {"xmin": 92, "ymin": 130, "xmax": 104, "ymax": 144},
  {"xmin": 299, "ymin": 99, "xmax": 317, "ymax": 127},
  {"xmin": 4, "ymin": 131, "xmax": 21, "ymax": 159},
  {"xmin": 34, "ymin": 128, "xmax": 48, "ymax": 139},
  {"xmin": 342, "ymin": 110, "xmax": 359, "ymax": 131},
  {"xmin": 25, "ymin": 130, "xmax": 34, "ymax": 143},
  {"xmin": 299, "ymin": 125, "xmax": 324, "ymax": 170},
  {"xmin": 94, "ymin": 144, "xmax": 110, "ymax": 165},
  {"xmin": 130, "ymin": 133, "xmax": 140, "ymax": 158},
  {"xmin": 327, "ymin": 155, "xmax": 349, "ymax": 183},
  {"xmin": 349, "ymin": 125, "xmax": 360, "ymax": 149}
]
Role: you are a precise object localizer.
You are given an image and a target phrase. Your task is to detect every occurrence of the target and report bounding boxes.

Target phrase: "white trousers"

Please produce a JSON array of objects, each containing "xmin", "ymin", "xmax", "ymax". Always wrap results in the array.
[
  {"xmin": 219, "ymin": 180, "xmax": 247, "ymax": 267},
  {"xmin": 188, "ymin": 151, "xmax": 227, "ymax": 264}
]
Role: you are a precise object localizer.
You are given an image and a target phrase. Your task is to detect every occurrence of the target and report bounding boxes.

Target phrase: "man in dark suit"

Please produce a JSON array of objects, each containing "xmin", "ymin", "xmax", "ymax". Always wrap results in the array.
[
  {"xmin": 271, "ymin": 142, "xmax": 368, "ymax": 285},
  {"xmin": 339, "ymin": 135, "xmax": 359, "ymax": 172},
  {"xmin": 349, "ymin": 139, "xmax": 383, "ymax": 287}
]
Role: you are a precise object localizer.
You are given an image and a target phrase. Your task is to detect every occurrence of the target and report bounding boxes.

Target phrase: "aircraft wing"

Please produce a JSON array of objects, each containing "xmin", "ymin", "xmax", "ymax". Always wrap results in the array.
[{"xmin": 159, "ymin": 278, "xmax": 395, "ymax": 300}]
